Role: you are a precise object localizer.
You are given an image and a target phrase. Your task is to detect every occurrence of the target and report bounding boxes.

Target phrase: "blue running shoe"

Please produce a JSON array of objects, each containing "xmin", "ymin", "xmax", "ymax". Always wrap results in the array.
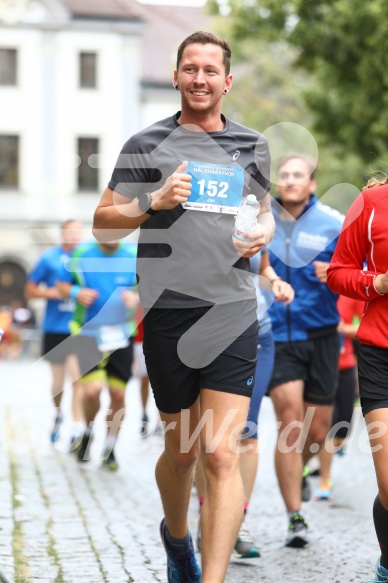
[
  {"xmin": 314, "ymin": 481, "xmax": 333, "ymax": 501},
  {"xmin": 160, "ymin": 518, "xmax": 201, "ymax": 583},
  {"xmin": 364, "ymin": 560, "xmax": 388, "ymax": 582},
  {"xmin": 50, "ymin": 412, "xmax": 63, "ymax": 443}
]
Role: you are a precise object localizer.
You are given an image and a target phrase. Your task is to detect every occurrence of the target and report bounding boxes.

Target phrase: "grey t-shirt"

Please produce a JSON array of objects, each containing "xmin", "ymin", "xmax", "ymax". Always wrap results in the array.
[{"xmin": 109, "ymin": 112, "xmax": 271, "ymax": 309}]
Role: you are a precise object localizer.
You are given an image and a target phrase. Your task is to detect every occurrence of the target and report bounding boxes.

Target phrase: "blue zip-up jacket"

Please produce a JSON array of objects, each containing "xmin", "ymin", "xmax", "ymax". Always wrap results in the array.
[{"xmin": 268, "ymin": 194, "xmax": 343, "ymax": 342}]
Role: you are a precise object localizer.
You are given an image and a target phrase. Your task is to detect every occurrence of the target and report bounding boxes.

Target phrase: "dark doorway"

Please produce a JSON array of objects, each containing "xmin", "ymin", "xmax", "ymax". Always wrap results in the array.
[{"xmin": 0, "ymin": 260, "xmax": 26, "ymax": 306}]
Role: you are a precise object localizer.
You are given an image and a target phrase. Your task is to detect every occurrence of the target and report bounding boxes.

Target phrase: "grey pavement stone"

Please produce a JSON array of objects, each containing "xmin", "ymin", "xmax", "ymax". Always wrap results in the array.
[{"xmin": 0, "ymin": 359, "xmax": 381, "ymax": 582}]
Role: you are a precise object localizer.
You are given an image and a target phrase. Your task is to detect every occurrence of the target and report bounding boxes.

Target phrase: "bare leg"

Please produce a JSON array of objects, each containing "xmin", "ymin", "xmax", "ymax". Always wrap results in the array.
[
  {"xmin": 82, "ymin": 380, "xmax": 103, "ymax": 427},
  {"xmin": 50, "ymin": 363, "xmax": 65, "ymax": 409},
  {"xmin": 66, "ymin": 354, "xmax": 84, "ymax": 424},
  {"xmin": 302, "ymin": 403, "xmax": 333, "ymax": 465},
  {"xmin": 156, "ymin": 399, "xmax": 201, "ymax": 538},
  {"xmin": 271, "ymin": 381, "xmax": 304, "ymax": 513},
  {"xmin": 106, "ymin": 385, "xmax": 126, "ymax": 440},
  {"xmin": 239, "ymin": 438, "xmax": 259, "ymax": 503},
  {"xmin": 140, "ymin": 375, "xmax": 149, "ymax": 414},
  {"xmin": 200, "ymin": 389, "xmax": 250, "ymax": 583}
]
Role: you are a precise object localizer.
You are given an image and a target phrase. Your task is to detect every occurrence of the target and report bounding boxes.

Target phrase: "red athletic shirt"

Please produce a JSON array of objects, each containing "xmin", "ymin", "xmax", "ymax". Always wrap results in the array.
[
  {"xmin": 327, "ymin": 185, "xmax": 388, "ymax": 349},
  {"xmin": 337, "ymin": 295, "xmax": 364, "ymax": 370},
  {"xmin": 133, "ymin": 307, "xmax": 144, "ymax": 343}
]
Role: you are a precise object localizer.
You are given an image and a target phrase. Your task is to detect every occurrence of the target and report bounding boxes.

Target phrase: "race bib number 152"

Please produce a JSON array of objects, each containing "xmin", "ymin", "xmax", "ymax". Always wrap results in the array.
[{"xmin": 182, "ymin": 161, "xmax": 244, "ymax": 214}]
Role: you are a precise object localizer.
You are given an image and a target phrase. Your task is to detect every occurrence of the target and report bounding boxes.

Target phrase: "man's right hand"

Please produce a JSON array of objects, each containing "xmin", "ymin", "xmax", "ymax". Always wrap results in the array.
[
  {"xmin": 152, "ymin": 161, "xmax": 192, "ymax": 210},
  {"xmin": 76, "ymin": 288, "xmax": 99, "ymax": 307}
]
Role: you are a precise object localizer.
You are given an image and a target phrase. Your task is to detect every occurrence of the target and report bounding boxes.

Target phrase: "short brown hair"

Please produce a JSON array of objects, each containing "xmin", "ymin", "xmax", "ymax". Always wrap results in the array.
[
  {"xmin": 276, "ymin": 154, "xmax": 317, "ymax": 180},
  {"xmin": 176, "ymin": 31, "xmax": 232, "ymax": 76}
]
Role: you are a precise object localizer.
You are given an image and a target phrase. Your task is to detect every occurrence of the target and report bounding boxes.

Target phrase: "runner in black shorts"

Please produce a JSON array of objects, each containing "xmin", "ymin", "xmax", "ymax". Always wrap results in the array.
[
  {"xmin": 42, "ymin": 332, "xmax": 77, "ymax": 364},
  {"xmin": 327, "ymin": 175, "xmax": 388, "ymax": 582},
  {"xmin": 267, "ymin": 155, "xmax": 343, "ymax": 548},
  {"xmin": 57, "ymin": 240, "xmax": 138, "ymax": 471},
  {"xmin": 143, "ymin": 304, "xmax": 258, "ymax": 414},
  {"xmin": 268, "ymin": 331, "xmax": 340, "ymax": 404},
  {"xmin": 25, "ymin": 220, "xmax": 84, "ymax": 445},
  {"xmin": 93, "ymin": 31, "xmax": 275, "ymax": 583}
]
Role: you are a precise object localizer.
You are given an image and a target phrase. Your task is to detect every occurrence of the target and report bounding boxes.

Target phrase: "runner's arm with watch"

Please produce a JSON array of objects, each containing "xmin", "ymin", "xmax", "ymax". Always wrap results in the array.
[{"xmin": 93, "ymin": 161, "xmax": 192, "ymax": 243}]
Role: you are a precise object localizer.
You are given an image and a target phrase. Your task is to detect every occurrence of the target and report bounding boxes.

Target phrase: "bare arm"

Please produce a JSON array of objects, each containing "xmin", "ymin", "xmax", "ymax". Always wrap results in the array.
[
  {"xmin": 93, "ymin": 161, "xmax": 192, "ymax": 243},
  {"xmin": 260, "ymin": 250, "xmax": 294, "ymax": 305},
  {"xmin": 56, "ymin": 281, "xmax": 98, "ymax": 307},
  {"xmin": 24, "ymin": 280, "xmax": 62, "ymax": 301}
]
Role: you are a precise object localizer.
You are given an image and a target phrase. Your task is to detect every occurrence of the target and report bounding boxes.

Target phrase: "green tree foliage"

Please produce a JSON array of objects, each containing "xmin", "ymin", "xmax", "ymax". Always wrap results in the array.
[
  {"xmin": 206, "ymin": 6, "xmax": 368, "ymax": 212},
  {"xmin": 208, "ymin": 0, "xmax": 388, "ymax": 165}
]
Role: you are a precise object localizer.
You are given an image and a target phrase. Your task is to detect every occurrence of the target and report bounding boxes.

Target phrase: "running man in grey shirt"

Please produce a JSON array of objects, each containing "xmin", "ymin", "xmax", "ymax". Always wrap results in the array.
[{"xmin": 93, "ymin": 30, "xmax": 275, "ymax": 583}]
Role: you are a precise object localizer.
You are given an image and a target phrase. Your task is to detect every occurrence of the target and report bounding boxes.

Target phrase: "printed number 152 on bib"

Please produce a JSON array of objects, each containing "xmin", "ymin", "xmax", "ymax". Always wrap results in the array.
[{"xmin": 182, "ymin": 160, "xmax": 244, "ymax": 214}]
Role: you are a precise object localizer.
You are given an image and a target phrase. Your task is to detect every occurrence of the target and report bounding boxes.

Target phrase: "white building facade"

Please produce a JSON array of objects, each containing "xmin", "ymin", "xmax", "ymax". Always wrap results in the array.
[{"xmin": 0, "ymin": 0, "xmax": 207, "ymax": 306}]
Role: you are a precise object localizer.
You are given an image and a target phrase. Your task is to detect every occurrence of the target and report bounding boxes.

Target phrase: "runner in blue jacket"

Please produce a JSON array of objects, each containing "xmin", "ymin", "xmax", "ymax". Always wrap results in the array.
[{"xmin": 267, "ymin": 154, "xmax": 343, "ymax": 548}]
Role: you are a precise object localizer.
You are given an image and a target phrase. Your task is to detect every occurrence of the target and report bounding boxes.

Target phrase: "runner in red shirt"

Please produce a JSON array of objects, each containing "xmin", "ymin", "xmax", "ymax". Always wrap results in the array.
[{"xmin": 327, "ymin": 179, "xmax": 388, "ymax": 582}]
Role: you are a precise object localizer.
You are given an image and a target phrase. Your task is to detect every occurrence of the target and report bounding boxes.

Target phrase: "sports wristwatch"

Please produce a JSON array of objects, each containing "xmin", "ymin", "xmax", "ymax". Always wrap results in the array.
[{"xmin": 137, "ymin": 192, "xmax": 158, "ymax": 215}]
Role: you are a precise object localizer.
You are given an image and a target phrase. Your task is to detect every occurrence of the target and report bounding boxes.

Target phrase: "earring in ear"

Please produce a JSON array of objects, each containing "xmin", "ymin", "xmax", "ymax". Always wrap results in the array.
[
  {"xmin": 223, "ymin": 89, "xmax": 228, "ymax": 94},
  {"xmin": 175, "ymin": 84, "xmax": 179, "ymax": 90}
]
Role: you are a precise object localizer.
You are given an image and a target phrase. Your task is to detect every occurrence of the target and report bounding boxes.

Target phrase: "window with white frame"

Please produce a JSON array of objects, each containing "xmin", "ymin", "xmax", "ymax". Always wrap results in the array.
[
  {"xmin": 0, "ymin": 48, "xmax": 17, "ymax": 86},
  {"xmin": 79, "ymin": 52, "xmax": 97, "ymax": 89},
  {"xmin": 77, "ymin": 137, "xmax": 99, "ymax": 191},
  {"xmin": 0, "ymin": 135, "xmax": 19, "ymax": 188}
]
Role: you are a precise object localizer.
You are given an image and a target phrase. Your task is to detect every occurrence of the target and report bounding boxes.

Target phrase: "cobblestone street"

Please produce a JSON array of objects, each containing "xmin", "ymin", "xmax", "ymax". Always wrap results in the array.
[{"xmin": 0, "ymin": 358, "xmax": 380, "ymax": 582}]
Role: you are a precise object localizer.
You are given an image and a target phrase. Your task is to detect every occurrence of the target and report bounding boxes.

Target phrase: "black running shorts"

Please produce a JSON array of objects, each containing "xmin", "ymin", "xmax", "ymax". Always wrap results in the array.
[
  {"xmin": 268, "ymin": 330, "xmax": 340, "ymax": 405},
  {"xmin": 143, "ymin": 303, "xmax": 258, "ymax": 414},
  {"xmin": 42, "ymin": 332, "xmax": 77, "ymax": 364},
  {"xmin": 74, "ymin": 335, "xmax": 133, "ymax": 385},
  {"xmin": 358, "ymin": 343, "xmax": 388, "ymax": 415}
]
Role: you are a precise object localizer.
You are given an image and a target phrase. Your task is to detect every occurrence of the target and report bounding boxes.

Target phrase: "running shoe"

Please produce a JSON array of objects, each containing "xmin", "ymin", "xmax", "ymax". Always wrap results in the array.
[
  {"xmin": 302, "ymin": 466, "xmax": 311, "ymax": 502},
  {"xmin": 69, "ymin": 434, "xmax": 82, "ymax": 454},
  {"xmin": 102, "ymin": 448, "xmax": 119, "ymax": 471},
  {"xmin": 139, "ymin": 413, "xmax": 149, "ymax": 438},
  {"xmin": 50, "ymin": 411, "xmax": 63, "ymax": 443},
  {"xmin": 314, "ymin": 481, "xmax": 333, "ymax": 501},
  {"xmin": 364, "ymin": 560, "xmax": 388, "ymax": 582},
  {"xmin": 160, "ymin": 518, "xmax": 201, "ymax": 583},
  {"xmin": 76, "ymin": 433, "xmax": 92, "ymax": 463},
  {"xmin": 285, "ymin": 512, "xmax": 309, "ymax": 548},
  {"xmin": 234, "ymin": 523, "xmax": 260, "ymax": 558}
]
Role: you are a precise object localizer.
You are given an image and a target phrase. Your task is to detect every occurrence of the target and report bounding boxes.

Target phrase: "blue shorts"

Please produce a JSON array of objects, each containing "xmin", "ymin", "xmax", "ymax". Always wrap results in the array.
[{"xmin": 242, "ymin": 329, "xmax": 275, "ymax": 440}]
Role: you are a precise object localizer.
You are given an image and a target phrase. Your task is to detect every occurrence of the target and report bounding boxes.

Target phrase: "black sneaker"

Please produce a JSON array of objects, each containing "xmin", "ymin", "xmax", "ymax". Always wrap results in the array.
[
  {"xmin": 101, "ymin": 448, "xmax": 119, "ymax": 471},
  {"xmin": 139, "ymin": 413, "xmax": 149, "ymax": 438},
  {"xmin": 285, "ymin": 513, "xmax": 309, "ymax": 548},
  {"xmin": 76, "ymin": 433, "xmax": 92, "ymax": 463}
]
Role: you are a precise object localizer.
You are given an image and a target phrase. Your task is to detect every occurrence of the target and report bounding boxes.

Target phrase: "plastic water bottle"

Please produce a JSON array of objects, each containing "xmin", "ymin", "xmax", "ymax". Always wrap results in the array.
[{"xmin": 233, "ymin": 194, "xmax": 260, "ymax": 241}]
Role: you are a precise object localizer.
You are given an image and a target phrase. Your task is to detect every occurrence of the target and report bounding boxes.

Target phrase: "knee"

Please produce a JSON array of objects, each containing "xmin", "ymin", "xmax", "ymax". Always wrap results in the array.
[
  {"xmin": 309, "ymin": 419, "xmax": 332, "ymax": 446},
  {"xmin": 84, "ymin": 382, "xmax": 102, "ymax": 401},
  {"xmin": 278, "ymin": 421, "xmax": 303, "ymax": 449},
  {"xmin": 110, "ymin": 389, "xmax": 125, "ymax": 409},
  {"xmin": 202, "ymin": 445, "xmax": 238, "ymax": 482},
  {"xmin": 166, "ymin": 444, "xmax": 199, "ymax": 475}
]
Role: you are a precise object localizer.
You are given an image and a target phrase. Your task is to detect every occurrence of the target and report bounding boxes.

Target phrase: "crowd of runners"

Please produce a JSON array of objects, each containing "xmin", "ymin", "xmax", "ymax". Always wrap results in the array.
[{"xmin": 7, "ymin": 30, "xmax": 387, "ymax": 583}]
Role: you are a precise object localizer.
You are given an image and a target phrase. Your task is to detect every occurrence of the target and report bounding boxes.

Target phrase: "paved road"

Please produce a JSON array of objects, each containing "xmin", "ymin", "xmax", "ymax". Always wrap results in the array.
[{"xmin": 0, "ymin": 358, "xmax": 380, "ymax": 582}]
